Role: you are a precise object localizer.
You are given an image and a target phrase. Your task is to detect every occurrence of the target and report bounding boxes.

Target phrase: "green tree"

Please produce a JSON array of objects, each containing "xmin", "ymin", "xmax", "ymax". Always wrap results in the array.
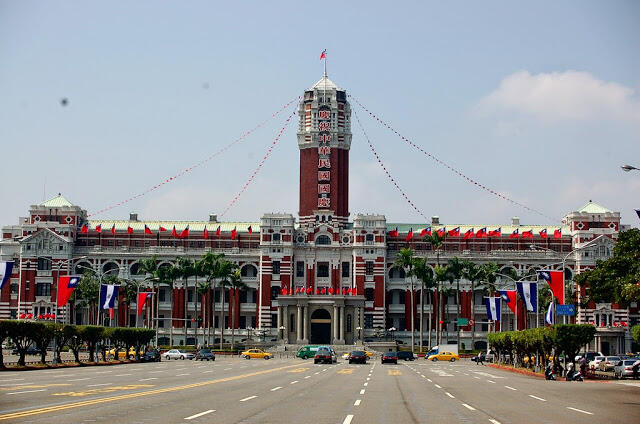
[
  {"xmin": 446, "ymin": 257, "xmax": 464, "ymax": 351},
  {"xmin": 31, "ymin": 322, "xmax": 56, "ymax": 364},
  {"xmin": 227, "ymin": 269, "xmax": 249, "ymax": 349},
  {"xmin": 394, "ymin": 248, "xmax": 416, "ymax": 352},
  {"xmin": 8, "ymin": 320, "xmax": 38, "ymax": 366},
  {"xmin": 73, "ymin": 270, "xmax": 100, "ymax": 325},
  {"xmin": 174, "ymin": 257, "xmax": 195, "ymax": 345},
  {"xmin": 632, "ymin": 324, "xmax": 640, "ymax": 345},
  {"xmin": 414, "ymin": 257, "xmax": 436, "ymax": 351},
  {"xmin": 0, "ymin": 320, "xmax": 10, "ymax": 368},
  {"xmin": 201, "ymin": 252, "xmax": 226, "ymax": 346},
  {"xmin": 462, "ymin": 260, "xmax": 484, "ymax": 350},
  {"xmin": 217, "ymin": 259, "xmax": 237, "ymax": 350},
  {"xmin": 137, "ymin": 256, "xmax": 159, "ymax": 332},
  {"xmin": 554, "ymin": 324, "xmax": 596, "ymax": 369},
  {"xmin": 425, "ymin": 233, "xmax": 444, "ymax": 344},
  {"xmin": 80, "ymin": 325, "xmax": 105, "ymax": 362}
]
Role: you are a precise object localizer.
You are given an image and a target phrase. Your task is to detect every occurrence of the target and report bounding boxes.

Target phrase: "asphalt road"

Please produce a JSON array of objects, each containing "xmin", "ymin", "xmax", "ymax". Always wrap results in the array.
[{"xmin": 1, "ymin": 357, "xmax": 639, "ymax": 423}]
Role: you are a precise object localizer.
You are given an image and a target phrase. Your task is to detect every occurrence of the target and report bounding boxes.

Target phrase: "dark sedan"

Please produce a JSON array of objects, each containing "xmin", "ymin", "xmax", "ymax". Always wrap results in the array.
[
  {"xmin": 348, "ymin": 350, "xmax": 368, "ymax": 364},
  {"xmin": 141, "ymin": 349, "xmax": 161, "ymax": 362},
  {"xmin": 12, "ymin": 345, "xmax": 42, "ymax": 355},
  {"xmin": 381, "ymin": 351, "xmax": 398, "ymax": 364},
  {"xmin": 195, "ymin": 349, "xmax": 216, "ymax": 361}
]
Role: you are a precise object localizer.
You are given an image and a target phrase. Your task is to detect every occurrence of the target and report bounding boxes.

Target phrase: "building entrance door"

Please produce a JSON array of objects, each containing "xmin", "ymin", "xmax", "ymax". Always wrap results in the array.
[{"xmin": 310, "ymin": 309, "xmax": 331, "ymax": 344}]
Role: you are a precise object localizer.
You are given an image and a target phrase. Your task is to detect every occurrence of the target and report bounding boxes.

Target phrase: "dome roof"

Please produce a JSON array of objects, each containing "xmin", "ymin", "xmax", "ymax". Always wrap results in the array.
[{"xmin": 311, "ymin": 76, "xmax": 341, "ymax": 91}]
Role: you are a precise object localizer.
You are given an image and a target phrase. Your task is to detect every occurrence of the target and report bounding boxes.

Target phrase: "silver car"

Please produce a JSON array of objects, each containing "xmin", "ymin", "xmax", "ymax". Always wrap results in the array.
[
  {"xmin": 614, "ymin": 359, "xmax": 638, "ymax": 379},
  {"xmin": 164, "ymin": 349, "xmax": 195, "ymax": 360},
  {"xmin": 599, "ymin": 356, "xmax": 620, "ymax": 371}
]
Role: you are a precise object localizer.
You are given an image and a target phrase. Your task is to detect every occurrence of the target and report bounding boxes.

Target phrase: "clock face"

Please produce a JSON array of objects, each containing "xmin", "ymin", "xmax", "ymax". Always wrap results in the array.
[{"xmin": 342, "ymin": 236, "xmax": 350, "ymax": 244}]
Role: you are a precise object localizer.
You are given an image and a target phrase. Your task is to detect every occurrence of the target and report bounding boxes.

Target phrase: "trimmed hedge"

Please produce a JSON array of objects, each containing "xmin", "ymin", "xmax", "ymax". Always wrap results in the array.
[{"xmin": 0, "ymin": 320, "xmax": 155, "ymax": 368}]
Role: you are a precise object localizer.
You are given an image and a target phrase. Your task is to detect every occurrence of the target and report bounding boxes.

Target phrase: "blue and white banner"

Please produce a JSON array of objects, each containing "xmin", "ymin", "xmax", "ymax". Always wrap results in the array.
[
  {"xmin": 484, "ymin": 297, "xmax": 501, "ymax": 321},
  {"xmin": 516, "ymin": 281, "xmax": 538, "ymax": 312},
  {"xmin": 0, "ymin": 261, "xmax": 14, "ymax": 290},
  {"xmin": 545, "ymin": 302, "xmax": 554, "ymax": 325},
  {"xmin": 100, "ymin": 284, "xmax": 120, "ymax": 310}
]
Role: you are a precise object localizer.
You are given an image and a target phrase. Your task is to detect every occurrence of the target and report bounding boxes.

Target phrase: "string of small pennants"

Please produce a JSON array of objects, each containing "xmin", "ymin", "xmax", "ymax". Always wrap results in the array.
[
  {"xmin": 87, "ymin": 96, "xmax": 301, "ymax": 218},
  {"xmin": 219, "ymin": 106, "xmax": 298, "ymax": 217},
  {"xmin": 349, "ymin": 95, "xmax": 558, "ymax": 223}
]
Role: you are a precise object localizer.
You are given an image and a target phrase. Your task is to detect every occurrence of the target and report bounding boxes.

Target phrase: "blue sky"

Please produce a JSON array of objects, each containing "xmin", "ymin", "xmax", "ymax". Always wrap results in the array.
[{"xmin": 1, "ymin": 1, "xmax": 639, "ymax": 227}]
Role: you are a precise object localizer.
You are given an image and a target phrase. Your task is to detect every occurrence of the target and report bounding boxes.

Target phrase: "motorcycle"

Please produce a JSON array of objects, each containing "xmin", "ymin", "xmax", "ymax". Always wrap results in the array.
[{"xmin": 566, "ymin": 364, "xmax": 584, "ymax": 382}]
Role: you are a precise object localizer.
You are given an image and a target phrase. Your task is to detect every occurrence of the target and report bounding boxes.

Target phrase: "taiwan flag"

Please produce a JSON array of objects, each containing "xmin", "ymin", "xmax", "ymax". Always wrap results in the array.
[
  {"xmin": 80, "ymin": 224, "xmax": 88, "ymax": 234},
  {"xmin": 522, "ymin": 230, "xmax": 533, "ymax": 239},
  {"xmin": 553, "ymin": 229, "xmax": 562, "ymax": 239},
  {"xmin": 180, "ymin": 226, "xmax": 189, "ymax": 238},
  {"xmin": 127, "ymin": 226, "xmax": 134, "ymax": 234},
  {"xmin": 137, "ymin": 292, "xmax": 153, "ymax": 315},
  {"xmin": 406, "ymin": 228, "xmax": 414, "ymax": 241},
  {"xmin": 145, "ymin": 225, "xmax": 153, "ymax": 235},
  {"xmin": 95, "ymin": 224, "xmax": 102, "ymax": 233},
  {"xmin": 159, "ymin": 226, "xmax": 167, "ymax": 232},
  {"xmin": 538, "ymin": 270, "xmax": 564, "ymax": 305},
  {"xmin": 231, "ymin": 227, "xmax": 237, "ymax": 240},
  {"xmin": 320, "ymin": 49, "xmax": 327, "ymax": 60},
  {"xmin": 110, "ymin": 224, "xmax": 116, "ymax": 235},
  {"xmin": 248, "ymin": 226, "xmax": 253, "ymax": 235},
  {"xmin": 203, "ymin": 227, "xmax": 209, "ymax": 239},
  {"xmin": 539, "ymin": 229, "xmax": 547, "ymax": 238},
  {"xmin": 448, "ymin": 227, "xmax": 460, "ymax": 237},
  {"xmin": 216, "ymin": 225, "xmax": 221, "ymax": 236},
  {"xmin": 420, "ymin": 227, "xmax": 431, "ymax": 237},
  {"xmin": 172, "ymin": 226, "xmax": 178, "ymax": 238},
  {"xmin": 509, "ymin": 229, "xmax": 519, "ymax": 239},
  {"xmin": 499, "ymin": 290, "xmax": 517, "ymax": 314},
  {"xmin": 488, "ymin": 227, "xmax": 502, "ymax": 237},
  {"xmin": 476, "ymin": 227, "xmax": 487, "ymax": 238},
  {"xmin": 437, "ymin": 227, "xmax": 446, "ymax": 237},
  {"xmin": 389, "ymin": 227, "xmax": 399, "ymax": 237},
  {"xmin": 464, "ymin": 228, "xmax": 474, "ymax": 239}
]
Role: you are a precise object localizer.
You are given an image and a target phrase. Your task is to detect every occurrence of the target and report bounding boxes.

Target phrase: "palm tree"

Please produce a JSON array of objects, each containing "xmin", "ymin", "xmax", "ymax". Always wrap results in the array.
[
  {"xmin": 480, "ymin": 262, "xmax": 500, "ymax": 333},
  {"xmin": 461, "ymin": 260, "xmax": 484, "ymax": 350},
  {"xmin": 217, "ymin": 259, "xmax": 237, "ymax": 350},
  {"xmin": 227, "ymin": 269, "xmax": 248, "ymax": 349},
  {"xmin": 413, "ymin": 257, "xmax": 435, "ymax": 352},
  {"xmin": 446, "ymin": 257, "xmax": 464, "ymax": 350},
  {"xmin": 73, "ymin": 270, "xmax": 100, "ymax": 325},
  {"xmin": 157, "ymin": 264, "xmax": 179, "ymax": 346},
  {"xmin": 201, "ymin": 252, "xmax": 224, "ymax": 346},
  {"xmin": 394, "ymin": 248, "xmax": 416, "ymax": 352},
  {"xmin": 121, "ymin": 278, "xmax": 142, "ymax": 327},
  {"xmin": 192, "ymin": 257, "xmax": 207, "ymax": 346},
  {"xmin": 174, "ymin": 258, "xmax": 195, "ymax": 345},
  {"xmin": 425, "ymin": 233, "xmax": 444, "ymax": 344},
  {"xmin": 433, "ymin": 265, "xmax": 448, "ymax": 345}
]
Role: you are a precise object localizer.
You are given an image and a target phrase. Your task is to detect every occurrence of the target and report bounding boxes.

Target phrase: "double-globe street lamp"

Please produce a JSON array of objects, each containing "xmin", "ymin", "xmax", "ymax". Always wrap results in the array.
[{"xmin": 74, "ymin": 262, "xmax": 123, "ymax": 326}]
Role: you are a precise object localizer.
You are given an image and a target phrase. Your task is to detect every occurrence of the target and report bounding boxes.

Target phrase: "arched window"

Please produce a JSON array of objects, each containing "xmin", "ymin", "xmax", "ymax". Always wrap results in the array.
[
  {"xmin": 241, "ymin": 264, "xmax": 258, "ymax": 278},
  {"xmin": 315, "ymin": 235, "xmax": 331, "ymax": 245}
]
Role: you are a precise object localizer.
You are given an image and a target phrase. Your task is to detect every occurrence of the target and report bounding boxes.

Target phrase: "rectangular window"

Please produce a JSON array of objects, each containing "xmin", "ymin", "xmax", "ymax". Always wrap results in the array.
[
  {"xmin": 272, "ymin": 261, "xmax": 281, "ymax": 275},
  {"xmin": 158, "ymin": 314, "xmax": 165, "ymax": 328},
  {"xmin": 342, "ymin": 262, "xmax": 350, "ymax": 277},
  {"xmin": 364, "ymin": 314, "xmax": 374, "ymax": 329},
  {"xmin": 365, "ymin": 261, "xmax": 374, "ymax": 276},
  {"xmin": 10, "ymin": 283, "xmax": 18, "ymax": 294},
  {"xmin": 37, "ymin": 257, "xmax": 52, "ymax": 271},
  {"xmin": 365, "ymin": 288, "xmax": 374, "ymax": 301},
  {"xmin": 317, "ymin": 262, "xmax": 329, "ymax": 278},
  {"xmin": 187, "ymin": 289, "xmax": 193, "ymax": 303},
  {"xmin": 398, "ymin": 291, "xmax": 405, "ymax": 304},
  {"xmin": 159, "ymin": 288, "xmax": 166, "ymax": 302},
  {"xmin": 239, "ymin": 316, "xmax": 246, "ymax": 329},
  {"xmin": 272, "ymin": 233, "xmax": 281, "ymax": 242},
  {"xmin": 36, "ymin": 283, "xmax": 51, "ymax": 297},
  {"xmin": 290, "ymin": 313, "xmax": 296, "ymax": 331},
  {"xmin": 296, "ymin": 261, "xmax": 305, "ymax": 278}
]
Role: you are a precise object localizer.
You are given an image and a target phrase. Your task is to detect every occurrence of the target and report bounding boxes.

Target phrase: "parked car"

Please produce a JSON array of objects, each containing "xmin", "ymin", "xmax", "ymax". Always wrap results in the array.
[
  {"xmin": 296, "ymin": 345, "xmax": 319, "ymax": 360},
  {"xmin": 241, "ymin": 348, "xmax": 271, "ymax": 360},
  {"xmin": 599, "ymin": 356, "xmax": 621, "ymax": 372},
  {"xmin": 12, "ymin": 345, "xmax": 41, "ymax": 355},
  {"xmin": 397, "ymin": 351, "xmax": 416, "ymax": 361},
  {"xmin": 381, "ymin": 351, "xmax": 398, "ymax": 364},
  {"xmin": 314, "ymin": 347, "xmax": 336, "ymax": 364},
  {"xmin": 164, "ymin": 349, "xmax": 194, "ymax": 360},
  {"xmin": 589, "ymin": 356, "xmax": 605, "ymax": 370},
  {"xmin": 195, "ymin": 349, "xmax": 216, "ymax": 361},
  {"xmin": 348, "ymin": 351, "xmax": 368, "ymax": 364},
  {"xmin": 141, "ymin": 349, "xmax": 161, "ymax": 362},
  {"xmin": 614, "ymin": 359, "xmax": 637, "ymax": 379},
  {"xmin": 108, "ymin": 347, "xmax": 144, "ymax": 360},
  {"xmin": 575, "ymin": 351, "xmax": 602, "ymax": 362},
  {"xmin": 428, "ymin": 351, "xmax": 460, "ymax": 362}
]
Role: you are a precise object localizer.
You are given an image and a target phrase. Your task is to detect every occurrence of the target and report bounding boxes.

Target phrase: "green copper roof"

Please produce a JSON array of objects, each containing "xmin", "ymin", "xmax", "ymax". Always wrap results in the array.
[
  {"xmin": 40, "ymin": 194, "xmax": 73, "ymax": 207},
  {"xmin": 578, "ymin": 201, "xmax": 612, "ymax": 214}
]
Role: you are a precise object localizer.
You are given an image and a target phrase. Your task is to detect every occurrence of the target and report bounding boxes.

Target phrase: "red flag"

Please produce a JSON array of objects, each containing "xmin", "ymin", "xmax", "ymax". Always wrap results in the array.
[
  {"xmin": 180, "ymin": 226, "xmax": 189, "ymax": 238},
  {"xmin": 420, "ymin": 227, "xmax": 431, "ymax": 237},
  {"xmin": 316, "ymin": 288, "xmax": 321, "ymax": 295},
  {"xmin": 539, "ymin": 229, "xmax": 547, "ymax": 238},
  {"xmin": 437, "ymin": 227, "xmax": 446, "ymax": 237},
  {"xmin": 248, "ymin": 226, "xmax": 252, "ymax": 235},
  {"xmin": 405, "ymin": 228, "xmax": 414, "ymax": 241},
  {"xmin": 521, "ymin": 230, "xmax": 533, "ymax": 239},
  {"xmin": 389, "ymin": 227, "xmax": 399, "ymax": 237},
  {"xmin": 306, "ymin": 287, "xmax": 313, "ymax": 295},
  {"xmin": 328, "ymin": 287, "xmax": 334, "ymax": 295},
  {"xmin": 509, "ymin": 229, "xmax": 519, "ymax": 239},
  {"xmin": 553, "ymin": 229, "xmax": 562, "ymax": 239},
  {"xmin": 109, "ymin": 308, "xmax": 114, "ymax": 319},
  {"xmin": 80, "ymin": 224, "xmax": 88, "ymax": 234},
  {"xmin": 137, "ymin": 292, "xmax": 152, "ymax": 315},
  {"xmin": 159, "ymin": 226, "xmax": 167, "ymax": 232},
  {"xmin": 488, "ymin": 227, "xmax": 502, "ymax": 237},
  {"xmin": 476, "ymin": 227, "xmax": 487, "ymax": 238},
  {"xmin": 203, "ymin": 226, "xmax": 209, "ymax": 239},
  {"xmin": 127, "ymin": 226, "xmax": 134, "ymax": 234},
  {"xmin": 321, "ymin": 287, "xmax": 326, "ymax": 295},
  {"xmin": 57, "ymin": 275, "xmax": 80, "ymax": 307},
  {"xmin": 448, "ymin": 227, "xmax": 460, "ymax": 237},
  {"xmin": 145, "ymin": 225, "xmax": 153, "ymax": 235},
  {"xmin": 95, "ymin": 224, "xmax": 102, "ymax": 233},
  {"xmin": 538, "ymin": 270, "xmax": 564, "ymax": 304},
  {"xmin": 464, "ymin": 228, "xmax": 474, "ymax": 239},
  {"xmin": 216, "ymin": 225, "xmax": 221, "ymax": 236},
  {"xmin": 281, "ymin": 288, "xmax": 287, "ymax": 295},
  {"xmin": 172, "ymin": 226, "xmax": 178, "ymax": 238},
  {"xmin": 231, "ymin": 227, "xmax": 237, "ymax": 240},
  {"xmin": 111, "ymin": 224, "xmax": 115, "ymax": 235},
  {"xmin": 320, "ymin": 49, "xmax": 327, "ymax": 60}
]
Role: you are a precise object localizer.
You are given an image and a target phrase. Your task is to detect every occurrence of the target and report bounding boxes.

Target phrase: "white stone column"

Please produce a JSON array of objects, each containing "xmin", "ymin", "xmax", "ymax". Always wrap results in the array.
[
  {"xmin": 303, "ymin": 306, "xmax": 309, "ymax": 343},
  {"xmin": 339, "ymin": 306, "xmax": 345, "ymax": 343},
  {"xmin": 333, "ymin": 305, "xmax": 339, "ymax": 342},
  {"xmin": 276, "ymin": 305, "xmax": 282, "ymax": 339},
  {"xmin": 283, "ymin": 305, "xmax": 289, "ymax": 343},
  {"xmin": 296, "ymin": 305, "xmax": 303, "ymax": 343}
]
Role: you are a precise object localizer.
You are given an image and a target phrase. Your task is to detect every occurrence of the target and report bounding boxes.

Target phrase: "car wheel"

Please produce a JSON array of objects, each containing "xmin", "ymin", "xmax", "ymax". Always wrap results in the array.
[
  {"xmin": 432, "ymin": 358, "xmax": 438, "ymax": 362},
  {"xmin": 165, "ymin": 355, "xmax": 170, "ymax": 360},
  {"xmin": 264, "ymin": 356, "xmax": 270, "ymax": 360},
  {"xmin": 302, "ymin": 356, "xmax": 307, "ymax": 360},
  {"xmin": 180, "ymin": 355, "xmax": 185, "ymax": 360},
  {"xmin": 450, "ymin": 358, "xmax": 456, "ymax": 362}
]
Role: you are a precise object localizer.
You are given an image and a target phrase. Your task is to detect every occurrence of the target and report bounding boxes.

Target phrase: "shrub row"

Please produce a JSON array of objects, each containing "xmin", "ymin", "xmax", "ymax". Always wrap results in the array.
[
  {"xmin": 487, "ymin": 324, "xmax": 596, "ymax": 369},
  {"xmin": 0, "ymin": 320, "xmax": 155, "ymax": 368}
]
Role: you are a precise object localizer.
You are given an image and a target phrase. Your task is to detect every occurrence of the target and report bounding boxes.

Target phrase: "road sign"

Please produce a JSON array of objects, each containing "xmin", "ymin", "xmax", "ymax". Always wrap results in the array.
[
  {"xmin": 457, "ymin": 318, "xmax": 469, "ymax": 326},
  {"xmin": 557, "ymin": 304, "xmax": 575, "ymax": 316}
]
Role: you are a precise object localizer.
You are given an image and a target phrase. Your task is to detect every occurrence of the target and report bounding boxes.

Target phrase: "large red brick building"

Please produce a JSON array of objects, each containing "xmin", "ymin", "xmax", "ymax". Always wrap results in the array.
[{"xmin": 1, "ymin": 74, "xmax": 636, "ymax": 353}]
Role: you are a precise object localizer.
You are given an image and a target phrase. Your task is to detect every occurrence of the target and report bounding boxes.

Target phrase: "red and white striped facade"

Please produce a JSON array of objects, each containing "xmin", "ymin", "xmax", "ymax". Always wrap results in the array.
[{"xmin": 1, "ymin": 74, "xmax": 636, "ymax": 352}]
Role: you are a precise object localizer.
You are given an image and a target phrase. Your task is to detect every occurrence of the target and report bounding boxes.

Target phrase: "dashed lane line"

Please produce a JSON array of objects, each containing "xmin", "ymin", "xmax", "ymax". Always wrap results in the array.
[
  {"xmin": 94, "ymin": 371, "xmax": 112, "ymax": 374},
  {"xmin": 68, "ymin": 378, "xmax": 90, "ymax": 382},
  {"xmin": 489, "ymin": 419, "xmax": 502, "ymax": 424},
  {"xmin": 239, "ymin": 395, "xmax": 257, "ymax": 402},
  {"xmin": 354, "ymin": 399, "xmax": 361, "ymax": 406},
  {"xmin": 139, "ymin": 378, "xmax": 157, "ymax": 382},
  {"xmin": 487, "ymin": 380, "xmax": 496, "ymax": 384},
  {"xmin": 290, "ymin": 381, "xmax": 299, "ymax": 385},
  {"xmin": 343, "ymin": 415, "xmax": 354, "ymax": 424},
  {"xmin": 87, "ymin": 384, "xmax": 112, "ymax": 387},
  {"xmin": 185, "ymin": 409, "xmax": 215, "ymax": 420},
  {"xmin": 567, "ymin": 407, "xmax": 593, "ymax": 415},
  {"xmin": 360, "ymin": 389, "xmax": 365, "ymax": 394},
  {"xmin": 304, "ymin": 376, "xmax": 311, "ymax": 379},
  {"xmin": 462, "ymin": 403, "xmax": 476, "ymax": 411},
  {"xmin": 434, "ymin": 384, "xmax": 442, "ymax": 389},
  {"xmin": 528, "ymin": 395, "xmax": 546, "ymax": 402},
  {"xmin": 6, "ymin": 389, "xmax": 47, "ymax": 395},
  {"xmin": 176, "ymin": 373, "xmax": 190, "ymax": 377},
  {"xmin": 445, "ymin": 392, "xmax": 455, "ymax": 398},
  {"xmin": 363, "ymin": 382, "xmax": 368, "ymax": 387},
  {"xmin": 114, "ymin": 374, "xmax": 132, "ymax": 377},
  {"xmin": 224, "ymin": 368, "xmax": 232, "ymax": 370},
  {"xmin": 203, "ymin": 370, "xmax": 214, "ymax": 374},
  {"xmin": 270, "ymin": 386, "xmax": 282, "ymax": 392},
  {"xmin": 427, "ymin": 379, "xmax": 432, "ymax": 382},
  {"xmin": 504, "ymin": 386, "xmax": 516, "ymax": 391}
]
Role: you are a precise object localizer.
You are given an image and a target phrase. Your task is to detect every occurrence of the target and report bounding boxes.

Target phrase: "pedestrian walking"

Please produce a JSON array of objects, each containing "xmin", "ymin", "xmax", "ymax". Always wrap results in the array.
[{"xmin": 632, "ymin": 359, "xmax": 640, "ymax": 380}]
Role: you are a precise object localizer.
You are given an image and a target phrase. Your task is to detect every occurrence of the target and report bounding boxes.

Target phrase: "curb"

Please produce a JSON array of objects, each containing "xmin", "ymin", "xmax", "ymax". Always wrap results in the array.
[{"xmin": 1, "ymin": 360, "xmax": 137, "ymax": 372}]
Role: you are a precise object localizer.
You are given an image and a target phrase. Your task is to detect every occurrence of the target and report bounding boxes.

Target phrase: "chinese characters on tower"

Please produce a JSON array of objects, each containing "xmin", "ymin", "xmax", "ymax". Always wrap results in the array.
[{"xmin": 317, "ymin": 107, "xmax": 331, "ymax": 208}]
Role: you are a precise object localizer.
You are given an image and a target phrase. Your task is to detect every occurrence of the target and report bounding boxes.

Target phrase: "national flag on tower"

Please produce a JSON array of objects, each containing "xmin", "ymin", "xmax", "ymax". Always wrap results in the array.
[
  {"xmin": 80, "ymin": 224, "xmax": 88, "ymax": 234},
  {"xmin": 203, "ymin": 226, "xmax": 209, "ymax": 239},
  {"xmin": 539, "ymin": 229, "xmax": 548, "ymax": 238},
  {"xmin": 499, "ymin": 290, "xmax": 517, "ymax": 314},
  {"xmin": 521, "ymin": 230, "xmax": 533, "ymax": 239},
  {"xmin": 111, "ymin": 224, "xmax": 116, "ymax": 235},
  {"xmin": 231, "ymin": 227, "xmax": 237, "ymax": 240},
  {"xmin": 437, "ymin": 227, "xmax": 446, "ymax": 237},
  {"xmin": 516, "ymin": 281, "xmax": 538, "ymax": 312},
  {"xmin": 320, "ymin": 49, "xmax": 327, "ymax": 60},
  {"xmin": 180, "ymin": 226, "xmax": 189, "ymax": 238},
  {"xmin": 57, "ymin": 275, "xmax": 80, "ymax": 307},
  {"xmin": 95, "ymin": 224, "xmax": 102, "ymax": 233},
  {"xmin": 488, "ymin": 227, "xmax": 502, "ymax": 237},
  {"xmin": 553, "ymin": 229, "xmax": 562, "ymax": 239},
  {"xmin": 538, "ymin": 270, "xmax": 564, "ymax": 305},
  {"xmin": 0, "ymin": 261, "xmax": 14, "ymax": 290},
  {"xmin": 476, "ymin": 227, "xmax": 487, "ymax": 238},
  {"xmin": 420, "ymin": 227, "xmax": 431, "ymax": 237},
  {"xmin": 464, "ymin": 228, "xmax": 474, "ymax": 239},
  {"xmin": 216, "ymin": 225, "xmax": 221, "ymax": 236},
  {"xmin": 145, "ymin": 225, "xmax": 153, "ymax": 235},
  {"xmin": 509, "ymin": 229, "xmax": 519, "ymax": 239},
  {"xmin": 137, "ymin": 292, "xmax": 153, "ymax": 315},
  {"xmin": 448, "ymin": 227, "xmax": 460, "ymax": 237},
  {"xmin": 389, "ymin": 227, "xmax": 399, "ymax": 237},
  {"xmin": 127, "ymin": 226, "xmax": 134, "ymax": 234},
  {"xmin": 248, "ymin": 226, "xmax": 252, "ymax": 235},
  {"xmin": 172, "ymin": 226, "xmax": 178, "ymax": 238},
  {"xmin": 406, "ymin": 228, "xmax": 414, "ymax": 241}
]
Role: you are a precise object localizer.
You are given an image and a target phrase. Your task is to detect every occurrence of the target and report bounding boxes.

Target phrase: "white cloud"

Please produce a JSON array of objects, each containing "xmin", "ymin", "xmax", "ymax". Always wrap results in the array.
[{"xmin": 478, "ymin": 70, "xmax": 640, "ymax": 124}]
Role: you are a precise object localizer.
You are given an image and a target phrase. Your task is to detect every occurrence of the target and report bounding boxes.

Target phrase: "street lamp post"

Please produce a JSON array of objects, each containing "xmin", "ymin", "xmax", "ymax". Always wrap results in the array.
[
  {"xmin": 355, "ymin": 326, "xmax": 362, "ymax": 345},
  {"xmin": 388, "ymin": 326, "xmax": 396, "ymax": 342},
  {"xmin": 279, "ymin": 325, "xmax": 285, "ymax": 343},
  {"xmin": 75, "ymin": 263, "xmax": 122, "ymax": 326}
]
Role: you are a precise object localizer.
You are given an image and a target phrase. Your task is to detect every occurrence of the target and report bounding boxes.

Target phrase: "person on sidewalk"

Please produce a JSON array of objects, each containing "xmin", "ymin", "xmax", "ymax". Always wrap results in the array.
[{"xmin": 632, "ymin": 359, "xmax": 640, "ymax": 380}]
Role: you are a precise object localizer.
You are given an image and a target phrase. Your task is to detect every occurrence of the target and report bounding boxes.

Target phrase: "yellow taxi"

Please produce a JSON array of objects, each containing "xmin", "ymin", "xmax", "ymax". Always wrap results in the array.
[
  {"xmin": 108, "ymin": 347, "xmax": 144, "ymax": 360},
  {"xmin": 427, "ymin": 351, "xmax": 460, "ymax": 362},
  {"xmin": 241, "ymin": 348, "xmax": 271, "ymax": 360},
  {"xmin": 364, "ymin": 349, "xmax": 374, "ymax": 357}
]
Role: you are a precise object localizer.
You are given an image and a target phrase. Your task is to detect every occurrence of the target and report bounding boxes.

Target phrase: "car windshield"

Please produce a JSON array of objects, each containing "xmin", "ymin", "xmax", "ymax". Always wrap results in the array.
[
  {"xmin": 351, "ymin": 351, "xmax": 365, "ymax": 356},
  {"xmin": 623, "ymin": 360, "xmax": 636, "ymax": 365},
  {"xmin": 385, "ymin": 352, "xmax": 396, "ymax": 356},
  {"xmin": 317, "ymin": 349, "xmax": 330, "ymax": 354},
  {"xmin": 199, "ymin": 349, "xmax": 211, "ymax": 354},
  {"xmin": 608, "ymin": 357, "xmax": 620, "ymax": 361},
  {"xmin": 595, "ymin": 356, "xmax": 604, "ymax": 360}
]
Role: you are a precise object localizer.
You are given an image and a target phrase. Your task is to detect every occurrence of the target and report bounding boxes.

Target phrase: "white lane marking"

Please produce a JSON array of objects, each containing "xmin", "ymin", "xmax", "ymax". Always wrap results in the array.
[
  {"xmin": 115, "ymin": 373, "xmax": 132, "ymax": 377},
  {"xmin": 354, "ymin": 399, "xmax": 361, "ymax": 406},
  {"xmin": 176, "ymin": 373, "xmax": 190, "ymax": 376},
  {"xmin": 185, "ymin": 410, "xmax": 215, "ymax": 420},
  {"xmin": 427, "ymin": 378, "xmax": 432, "ymax": 382},
  {"xmin": 304, "ymin": 376, "xmax": 311, "ymax": 379},
  {"xmin": 343, "ymin": 414, "xmax": 354, "ymax": 424},
  {"xmin": 94, "ymin": 371, "xmax": 112, "ymax": 374},
  {"xmin": 489, "ymin": 419, "xmax": 502, "ymax": 424},
  {"xmin": 462, "ymin": 403, "xmax": 476, "ymax": 411},
  {"xmin": 487, "ymin": 380, "xmax": 496, "ymax": 384},
  {"xmin": 240, "ymin": 395, "xmax": 257, "ymax": 402},
  {"xmin": 504, "ymin": 386, "xmax": 517, "ymax": 391},
  {"xmin": 464, "ymin": 373, "xmax": 469, "ymax": 376},
  {"xmin": 323, "ymin": 368, "xmax": 327, "ymax": 371},
  {"xmin": 474, "ymin": 376, "xmax": 481, "ymax": 379},
  {"xmin": 567, "ymin": 407, "xmax": 593, "ymax": 415},
  {"xmin": 363, "ymin": 382, "xmax": 368, "ymax": 386},
  {"xmin": 290, "ymin": 380, "xmax": 299, "ymax": 384},
  {"xmin": 149, "ymin": 370, "xmax": 164, "ymax": 374},
  {"xmin": 203, "ymin": 370, "xmax": 214, "ymax": 373},
  {"xmin": 360, "ymin": 389, "xmax": 365, "ymax": 394},
  {"xmin": 270, "ymin": 386, "xmax": 282, "ymax": 392},
  {"xmin": 435, "ymin": 384, "xmax": 442, "ymax": 388},
  {"xmin": 1, "ymin": 378, "xmax": 25, "ymax": 382},
  {"xmin": 528, "ymin": 395, "xmax": 546, "ymax": 402},
  {"xmin": 421, "ymin": 375, "xmax": 426, "ymax": 378},
  {"xmin": 6, "ymin": 389, "xmax": 47, "ymax": 395},
  {"xmin": 139, "ymin": 378, "xmax": 157, "ymax": 381},
  {"xmin": 315, "ymin": 372, "xmax": 320, "ymax": 375},
  {"xmin": 87, "ymin": 383, "xmax": 112, "ymax": 387},
  {"xmin": 445, "ymin": 392, "xmax": 455, "ymax": 398},
  {"xmin": 366, "ymin": 377, "xmax": 370, "ymax": 381},
  {"xmin": 67, "ymin": 378, "xmax": 90, "ymax": 382}
]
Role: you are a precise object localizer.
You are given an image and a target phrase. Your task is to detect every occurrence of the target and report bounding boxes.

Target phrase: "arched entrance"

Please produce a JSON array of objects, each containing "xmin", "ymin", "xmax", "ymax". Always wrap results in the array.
[{"xmin": 310, "ymin": 308, "xmax": 331, "ymax": 344}]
